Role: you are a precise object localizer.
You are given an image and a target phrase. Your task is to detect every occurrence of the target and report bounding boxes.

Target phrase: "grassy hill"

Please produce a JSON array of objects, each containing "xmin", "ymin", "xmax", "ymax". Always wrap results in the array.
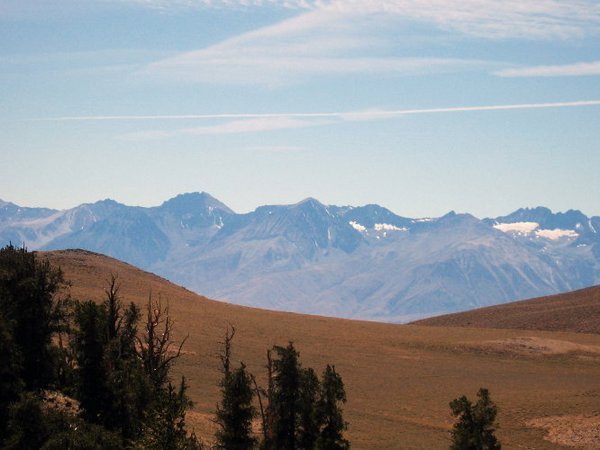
[
  {"xmin": 42, "ymin": 249, "xmax": 600, "ymax": 449},
  {"xmin": 413, "ymin": 285, "xmax": 600, "ymax": 334}
]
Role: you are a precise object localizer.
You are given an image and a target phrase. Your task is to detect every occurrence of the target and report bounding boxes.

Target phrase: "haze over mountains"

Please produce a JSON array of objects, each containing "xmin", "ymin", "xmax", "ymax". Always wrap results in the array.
[{"xmin": 2, "ymin": 193, "xmax": 599, "ymax": 321}]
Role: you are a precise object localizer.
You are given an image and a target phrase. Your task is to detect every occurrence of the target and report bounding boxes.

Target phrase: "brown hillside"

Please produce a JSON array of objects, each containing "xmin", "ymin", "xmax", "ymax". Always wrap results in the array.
[
  {"xmin": 42, "ymin": 250, "xmax": 600, "ymax": 449},
  {"xmin": 413, "ymin": 286, "xmax": 600, "ymax": 334}
]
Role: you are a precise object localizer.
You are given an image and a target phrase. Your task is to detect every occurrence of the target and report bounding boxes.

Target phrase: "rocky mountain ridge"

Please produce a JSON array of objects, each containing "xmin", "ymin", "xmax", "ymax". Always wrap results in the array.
[{"xmin": 2, "ymin": 193, "xmax": 599, "ymax": 321}]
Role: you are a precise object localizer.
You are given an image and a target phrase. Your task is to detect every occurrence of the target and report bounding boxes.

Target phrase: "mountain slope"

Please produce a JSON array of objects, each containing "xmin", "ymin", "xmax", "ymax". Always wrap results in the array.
[
  {"xmin": 413, "ymin": 284, "xmax": 600, "ymax": 334},
  {"xmin": 41, "ymin": 250, "xmax": 600, "ymax": 449},
  {"xmin": 2, "ymin": 194, "xmax": 599, "ymax": 321}
]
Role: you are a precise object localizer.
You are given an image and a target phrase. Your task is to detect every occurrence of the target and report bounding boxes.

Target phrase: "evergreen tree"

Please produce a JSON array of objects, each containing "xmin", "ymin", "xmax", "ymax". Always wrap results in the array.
[
  {"xmin": 272, "ymin": 342, "xmax": 302, "ymax": 450},
  {"xmin": 73, "ymin": 300, "xmax": 109, "ymax": 424},
  {"xmin": 3, "ymin": 392, "xmax": 124, "ymax": 450},
  {"xmin": 102, "ymin": 301, "xmax": 149, "ymax": 441},
  {"xmin": 0, "ymin": 314, "xmax": 23, "ymax": 441},
  {"xmin": 3, "ymin": 393, "xmax": 53, "ymax": 450},
  {"xmin": 298, "ymin": 367, "xmax": 320, "ymax": 450},
  {"xmin": 316, "ymin": 365, "xmax": 349, "ymax": 450},
  {"xmin": 214, "ymin": 327, "xmax": 256, "ymax": 450},
  {"xmin": 0, "ymin": 244, "xmax": 65, "ymax": 390},
  {"xmin": 449, "ymin": 388, "xmax": 501, "ymax": 450},
  {"xmin": 215, "ymin": 364, "xmax": 256, "ymax": 450},
  {"xmin": 141, "ymin": 377, "xmax": 201, "ymax": 450},
  {"xmin": 0, "ymin": 247, "xmax": 199, "ymax": 449},
  {"xmin": 73, "ymin": 291, "xmax": 149, "ymax": 441}
]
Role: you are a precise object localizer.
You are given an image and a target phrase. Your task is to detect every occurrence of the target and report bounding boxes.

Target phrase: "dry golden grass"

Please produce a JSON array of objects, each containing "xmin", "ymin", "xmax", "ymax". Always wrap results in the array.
[
  {"xmin": 43, "ymin": 250, "xmax": 600, "ymax": 449},
  {"xmin": 414, "ymin": 285, "xmax": 600, "ymax": 334}
]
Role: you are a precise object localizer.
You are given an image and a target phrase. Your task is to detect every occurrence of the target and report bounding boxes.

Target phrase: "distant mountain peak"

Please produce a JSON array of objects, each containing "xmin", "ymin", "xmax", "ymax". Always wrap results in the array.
[
  {"xmin": 517, "ymin": 206, "xmax": 553, "ymax": 214},
  {"xmin": 1, "ymin": 194, "xmax": 599, "ymax": 322},
  {"xmin": 159, "ymin": 192, "xmax": 234, "ymax": 214},
  {"xmin": 92, "ymin": 198, "xmax": 122, "ymax": 207},
  {"xmin": 293, "ymin": 197, "xmax": 325, "ymax": 208}
]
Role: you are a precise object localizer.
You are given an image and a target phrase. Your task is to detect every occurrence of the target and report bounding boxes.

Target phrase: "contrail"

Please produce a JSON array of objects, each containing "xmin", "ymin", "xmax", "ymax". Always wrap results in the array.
[{"xmin": 37, "ymin": 100, "xmax": 600, "ymax": 122}]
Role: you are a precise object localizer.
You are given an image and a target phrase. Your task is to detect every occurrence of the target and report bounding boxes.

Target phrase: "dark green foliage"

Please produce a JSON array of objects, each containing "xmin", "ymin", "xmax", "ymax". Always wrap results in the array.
[
  {"xmin": 272, "ymin": 342, "xmax": 302, "ymax": 450},
  {"xmin": 74, "ymin": 300, "xmax": 109, "ymax": 423},
  {"xmin": 51, "ymin": 297, "xmax": 78, "ymax": 394},
  {"xmin": 0, "ymin": 244, "xmax": 65, "ymax": 390},
  {"xmin": 215, "ymin": 364, "xmax": 256, "ymax": 450},
  {"xmin": 316, "ymin": 365, "xmax": 349, "ymax": 450},
  {"xmin": 298, "ymin": 368, "xmax": 320, "ymax": 450},
  {"xmin": 0, "ymin": 315, "xmax": 24, "ymax": 440},
  {"xmin": 73, "ymin": 289, "xmax": 150, "ymax": 441},
  {"xmin": 449, "ymin": 388, "xmax": 501, "ymax": 450},
  {"xmin": 3, "ymin": 393, "xmax": 124, "ymax": 450},
  {"xmin": 41, "ymin": 419, "xmax": 124, "ymax": 450},
  {"xmin": 214, "ymin": 327, "xmax": 256, "ymax": 450},
  {"xmin": 0, "ymin": 246, "xmax": 198, "ymax": 449},
  {"xmin": 252, "ymin": 343, "xmax": 350, "ymax": 450},
  {"xmin": 2, "ymin": 393, "xmax": 49, "ymax": 450},
  {"xmin": 141, "ymin": 377, "xmax": 201, "ymax": 450}
]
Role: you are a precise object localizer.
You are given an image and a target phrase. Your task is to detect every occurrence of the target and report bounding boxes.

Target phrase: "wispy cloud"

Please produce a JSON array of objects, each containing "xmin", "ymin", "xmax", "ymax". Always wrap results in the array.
[
  {"xmin": 42, "ymin": 100, "xmax": 600, "ymax": 123},
  {"xmin": 63, "ymin": 99, "xmax": 600, "ymax": 141},
  {"xmin": 143, "ymin": 7, "xmax": 482, "ymax": 86},
  {"xmin": 495, "ymin": 61, "xmax": 600, "ymax": 77},
  {"xmin": 118, "ymin": 116, "xmax": 326, "ymax": 141},
  {"xmin": 125, "ymin": 0, "xmax": 600, "ymax": 39},
  {"xmin": 140, "ymin": 1, "xmax": 600, "ymax": 86}
]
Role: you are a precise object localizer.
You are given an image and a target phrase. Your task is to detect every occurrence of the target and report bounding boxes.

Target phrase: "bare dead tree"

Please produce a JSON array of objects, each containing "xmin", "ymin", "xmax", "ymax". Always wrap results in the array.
[
  {"xmin": 251, "ymin": 374, "xmax": 268, "ymax": 445},
  {"xmin": 136, "ymin": 294, "xmax": 187, "ymax": 390},
  {"xmin": 253, "ymin": 349, "xmax": 276, "ymax": 449},
  {"xmin": 218, "ymin": 325, "xmax": 236, "ymax": 378},
  {"xmin": 104, "ymin": 274, "xmax": 123, "ymax": 341}
]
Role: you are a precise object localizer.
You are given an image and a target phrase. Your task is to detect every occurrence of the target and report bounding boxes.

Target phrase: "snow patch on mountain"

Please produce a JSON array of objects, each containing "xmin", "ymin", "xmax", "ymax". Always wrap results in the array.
[
  {"xmin": 494, "ymin": 222, "xmax": 539, "ymax": 234},
  {"xmin": 535, "ymin": 229, "xmax": 578, "ymax": 240},
  {"xmin": 374, "ymin": 223, "xmax": 407, "ymax": 232},
  {"xmin": 494, "ymin": 222, "xmax": 578, "ymax": 240},
  {"xmin": 349, "ymin": 221, "xmax": 366, "ymax": 232}
]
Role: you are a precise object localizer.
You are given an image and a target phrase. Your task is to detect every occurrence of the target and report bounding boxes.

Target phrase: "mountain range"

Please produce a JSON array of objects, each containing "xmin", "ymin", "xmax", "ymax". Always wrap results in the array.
[{"xmin": 2, "ymin": 193, "xmax": 599, "ymax": 321}]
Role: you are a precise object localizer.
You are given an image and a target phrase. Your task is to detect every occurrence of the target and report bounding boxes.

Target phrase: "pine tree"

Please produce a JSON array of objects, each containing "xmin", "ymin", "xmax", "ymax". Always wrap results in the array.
[
  {"xmin": 141, "ymin": 377, "xmax": 201, "ymax": 450},
  {"xmin": 215, "ymin": 364, "xmax": 256, "ymax": 450},
  {"xmin": 449, "ymin": 388, "xmax": 501, "ymax": 450},
  {"xmin": 73, "ymin": 300, "xmax": 109, "ymax": 424},
  {"xmin": 0, "ymin": 244, "xmax": 65, "ymax": 390},
  {"xmin": 316, "ymin": 365, "xmax": 349, "ymax": 450},
  {"xmin": 73, "ymin": 289, "xmax": 150, "ymax": 441},
  {"xmin": 214, "ymin": 327, "xmax": 256, "ymax": 450},
  {"xmin": 298, "ymin": 367, "xmax": 320, "ymax": 450},
  {"xmin": 0, "ymin": 314, "xmax": 24, "ymax": 441},
  {"xmin": 272, "ymin": 342, "xmax": 302, "ymax": 450}
]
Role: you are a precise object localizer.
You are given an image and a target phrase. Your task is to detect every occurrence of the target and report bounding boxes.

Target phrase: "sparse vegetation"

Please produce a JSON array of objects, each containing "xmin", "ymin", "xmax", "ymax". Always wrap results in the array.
[
  {"xmin": 0, "ymin": 245, "xmax": 351, "ymax": 449},
  {"xmin": 7, "ymin": 248, "xmax": 597, "ymax": 449}
]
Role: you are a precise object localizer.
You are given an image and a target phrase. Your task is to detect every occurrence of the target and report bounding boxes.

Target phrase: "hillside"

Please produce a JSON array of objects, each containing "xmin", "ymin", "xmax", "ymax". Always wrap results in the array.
[
  {"xmin": 4, "ymin": 194, "xmax": 600, "ymax": 321},
  {"xmin": 42, "ymin": 249, "xmax": 600, "ymax": 449},
  {"xmin": 413, "ymin": 285, "xmax": 600, "ymax": 334}
]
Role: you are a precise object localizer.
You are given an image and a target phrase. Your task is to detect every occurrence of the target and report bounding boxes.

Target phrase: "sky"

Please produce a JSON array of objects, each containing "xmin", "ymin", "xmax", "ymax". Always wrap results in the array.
[{"xmin": 1, "ymin": 0, "xmax": 599, "ymax": 218}]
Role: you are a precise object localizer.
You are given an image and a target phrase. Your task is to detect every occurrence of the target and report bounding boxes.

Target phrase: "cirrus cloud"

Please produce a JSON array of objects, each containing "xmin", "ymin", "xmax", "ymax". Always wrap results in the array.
[
  {"xmin": 140, "ymin": 0, "xmax": 600, "ymax": 87},
  {"xmin": 495, "ymin": 60, "xmax": 600, "ymax": 77}
]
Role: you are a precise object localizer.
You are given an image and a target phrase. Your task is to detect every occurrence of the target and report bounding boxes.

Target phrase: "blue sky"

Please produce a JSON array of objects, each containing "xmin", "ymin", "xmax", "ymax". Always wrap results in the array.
[{"xmin": 1, "ymin": 0, "xmax": 599, "ymax": 217}]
